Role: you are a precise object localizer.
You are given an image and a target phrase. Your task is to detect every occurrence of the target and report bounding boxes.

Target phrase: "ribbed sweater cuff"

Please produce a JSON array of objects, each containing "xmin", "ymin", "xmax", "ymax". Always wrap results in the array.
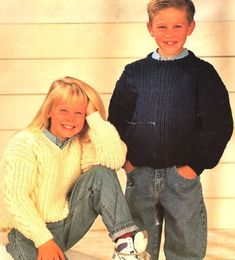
[
  {"xmin": 32, "ymin": 227, "xmax": 53, "ymax": 248},
  {"xmin": 86, "ymin": 111, "xmax": 104, "ymax": 128}
]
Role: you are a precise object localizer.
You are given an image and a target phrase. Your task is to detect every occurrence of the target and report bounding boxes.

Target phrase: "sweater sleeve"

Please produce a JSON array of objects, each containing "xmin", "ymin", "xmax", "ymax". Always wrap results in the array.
[
  {"xmin": 108, "ymin": 65, "xmax": 137, "ymax": 141},
  {"xmin": 81, "ymin": 112, "xmax": 127, "ymax": 172},
  {"xmin": 1, "ymin": 134, "xmax": 53, "ymax": 247},
  {"xmin": 189, "ymin": 63, "xmax": 233, "ymax": 174}
]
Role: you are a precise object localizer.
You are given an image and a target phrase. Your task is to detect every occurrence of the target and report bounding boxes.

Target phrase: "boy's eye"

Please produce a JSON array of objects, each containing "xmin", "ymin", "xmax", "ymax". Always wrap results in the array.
[
  {"xmin": 175, "ymin": 25, "xmax": 183, "ymax": 28},
  {"xmin": 157, "ymin": 25, "xmax": 166, "ymax": 29}
]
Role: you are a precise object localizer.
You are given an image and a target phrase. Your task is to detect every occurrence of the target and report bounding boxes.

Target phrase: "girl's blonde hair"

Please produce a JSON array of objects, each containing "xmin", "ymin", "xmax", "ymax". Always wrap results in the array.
[{"xmin": 28, "ymin": 76, "xmax": 106, "ymax": 139}]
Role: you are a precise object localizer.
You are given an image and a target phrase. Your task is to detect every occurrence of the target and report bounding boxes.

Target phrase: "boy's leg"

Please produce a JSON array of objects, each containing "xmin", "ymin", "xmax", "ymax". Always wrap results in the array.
[
  {"xmin": 162, "ymin": 166, "xmax": 207, "ymax": 260},
  {"xmin": 63, "ymin": 165, "xmax": 138, "ymax": 250},
  {"xmin": 125, "ymin": 167, "xmax": 164, "ymax": 259}
]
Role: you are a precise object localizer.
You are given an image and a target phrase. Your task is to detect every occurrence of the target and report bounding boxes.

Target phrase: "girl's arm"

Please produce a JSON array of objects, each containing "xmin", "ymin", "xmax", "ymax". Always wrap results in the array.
[
  {"xmin": 81, "ymin": 111, "xmax": 127, "ymax": 172},
  {"xmin": 1, "ymin": 134, "xmax": 53, "ymax": 248}
]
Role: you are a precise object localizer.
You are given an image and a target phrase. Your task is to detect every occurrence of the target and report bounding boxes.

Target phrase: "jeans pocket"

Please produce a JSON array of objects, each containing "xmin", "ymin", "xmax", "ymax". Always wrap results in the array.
[
  {"xmin": 126, "ymin": 168, "xmax": 137, "ymax": 189},
  {"xmin": 174, "ymin": 166, "xmax": 198, "ymax": 181},
  {"xmin": 172, "ymin": 166, "xmax": 200, "ymax": 193}
]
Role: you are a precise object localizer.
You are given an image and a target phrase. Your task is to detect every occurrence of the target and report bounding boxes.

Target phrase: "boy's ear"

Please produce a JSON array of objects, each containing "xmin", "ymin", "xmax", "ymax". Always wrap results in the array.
[
  {"xmin": 147, "ymin": 22, "xmax": 154, "ymax": 37},
  {"xmin": 187, "ymin": 20, "xmax": 196, "ymax": 36},
  {"xmin": 47, "ymin": 110, "xmax": 51, "ymax": 118}
]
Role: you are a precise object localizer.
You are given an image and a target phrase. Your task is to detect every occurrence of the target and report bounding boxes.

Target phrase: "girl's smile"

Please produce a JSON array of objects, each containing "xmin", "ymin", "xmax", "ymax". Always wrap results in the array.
[{"xmin": 48, "ymin": 97, "xmax": 87, "ymax": 141}]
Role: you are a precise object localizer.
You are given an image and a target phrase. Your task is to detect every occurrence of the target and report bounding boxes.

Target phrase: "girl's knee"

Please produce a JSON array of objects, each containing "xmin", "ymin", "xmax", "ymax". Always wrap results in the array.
[{"xmin": 90, "ymin": 165, "xmax": 116, "ymax": 178}]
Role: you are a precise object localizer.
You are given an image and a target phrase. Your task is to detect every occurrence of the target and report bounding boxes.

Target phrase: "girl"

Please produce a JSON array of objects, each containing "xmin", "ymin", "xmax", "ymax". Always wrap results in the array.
[{"xmin": 0, "ymin": 77, "xmax": 147, "ymax": 260}]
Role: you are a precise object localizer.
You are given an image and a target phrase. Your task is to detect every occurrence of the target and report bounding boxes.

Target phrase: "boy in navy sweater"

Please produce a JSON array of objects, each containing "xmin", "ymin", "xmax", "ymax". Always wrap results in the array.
[{"xmin": 108, "ymin": 0, "xmax": 233, "ymax": 259}]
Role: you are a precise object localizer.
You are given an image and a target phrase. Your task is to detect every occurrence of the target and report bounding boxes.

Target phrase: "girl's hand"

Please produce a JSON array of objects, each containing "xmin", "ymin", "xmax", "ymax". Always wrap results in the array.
[
  {"xmin": 86, "ymin": 101, "xmax": 97, "ymax": 116},
  {"xmin": 177, "ymin": 165, "xmax": 197, "ymax": 180},
  {"xmin": 37, "ymin": 239, "xmax": 65, "ymax": 260}
]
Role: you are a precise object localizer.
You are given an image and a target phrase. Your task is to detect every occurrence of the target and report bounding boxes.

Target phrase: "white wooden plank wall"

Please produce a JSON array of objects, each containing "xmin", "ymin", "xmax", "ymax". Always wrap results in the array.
[{"xmin": 0, "ymin": 0, "xmax": 234, "ymax": 256}]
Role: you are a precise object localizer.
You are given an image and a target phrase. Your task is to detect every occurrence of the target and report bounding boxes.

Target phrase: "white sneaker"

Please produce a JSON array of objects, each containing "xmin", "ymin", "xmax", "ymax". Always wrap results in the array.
[{"xmin": 112, "ymin": 231, "xmax": 150, "ymax": 260}]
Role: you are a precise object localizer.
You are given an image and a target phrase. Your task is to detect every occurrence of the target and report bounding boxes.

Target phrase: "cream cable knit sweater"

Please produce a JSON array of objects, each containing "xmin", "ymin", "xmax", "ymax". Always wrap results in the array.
[{"xmin": 0, "ymin": 112, "xmax": 126, "ymax": 248}]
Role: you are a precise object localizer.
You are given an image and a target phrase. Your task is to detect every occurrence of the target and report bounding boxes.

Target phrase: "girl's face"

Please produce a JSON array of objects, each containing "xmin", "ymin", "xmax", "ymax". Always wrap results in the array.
[
  {"xmin": 147, "ymin": 7, "xmax": 195, "ymax": 58},
  {"xmin": 48, "ymin": 97, "xmax": 87, "ymax": 141}
]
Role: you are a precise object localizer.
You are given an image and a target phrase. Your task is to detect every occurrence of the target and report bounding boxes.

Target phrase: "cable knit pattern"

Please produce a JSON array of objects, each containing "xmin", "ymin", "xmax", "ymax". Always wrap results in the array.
[
  {"xmin": 0, "ymin": 112, "xmax": 126, "ymax": 247},
  {"xmin": 84, "ymin": 112, "xmax": 127, "ymax": 171}
]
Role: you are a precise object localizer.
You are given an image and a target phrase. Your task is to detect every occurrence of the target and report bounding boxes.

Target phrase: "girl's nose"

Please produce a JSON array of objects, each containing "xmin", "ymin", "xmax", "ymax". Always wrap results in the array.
[{"xmin": 67, "ymin": 114, "xmax": 75, "ymax": 123}]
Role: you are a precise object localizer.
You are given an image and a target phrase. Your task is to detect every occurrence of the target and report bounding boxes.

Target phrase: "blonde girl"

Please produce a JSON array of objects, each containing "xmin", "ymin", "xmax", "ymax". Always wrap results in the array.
[{"xmin": 0, "ymin": 77, "xmax": 146, "ymax": 260}]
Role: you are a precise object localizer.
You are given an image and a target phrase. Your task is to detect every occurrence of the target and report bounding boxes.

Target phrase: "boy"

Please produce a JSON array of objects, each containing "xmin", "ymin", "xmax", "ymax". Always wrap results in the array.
[{"xmin": 108, "ymin": 0, "xmax": 233, "ymax": 259}]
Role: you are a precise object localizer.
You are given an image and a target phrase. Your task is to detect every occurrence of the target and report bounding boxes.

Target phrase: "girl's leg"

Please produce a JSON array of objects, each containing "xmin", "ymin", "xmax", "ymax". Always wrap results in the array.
[
  {"xmin": 162, "ymin": 166, "xmax": 207, "ymax": 260},
  {"xmin": 63, "ymin": 165, "xmax": 138, "ymax": 250},
  {"xmin": 125, "ymin": 167, "xmax": 163, "ymax": 259},
  {"xmin": 6, "ymin": 166, "xmax": 138, "ymax": 259},
  {"xmin": 6, "ymin": 228, "xmax": 69, "ymax": 260},
  {"xmin": 6, "ymin": 229, "xmax": 38, "ymax": 260}
]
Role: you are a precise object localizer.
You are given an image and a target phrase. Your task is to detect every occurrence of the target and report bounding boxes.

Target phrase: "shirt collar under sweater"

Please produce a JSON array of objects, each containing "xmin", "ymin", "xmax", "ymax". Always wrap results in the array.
[
  {"xmin": 43, "ymin": 129, "xmax": 72, "ymax": 149},
  {"xmin": 152, "ymin": 48, "xmax": 189, "ymax": 60}
]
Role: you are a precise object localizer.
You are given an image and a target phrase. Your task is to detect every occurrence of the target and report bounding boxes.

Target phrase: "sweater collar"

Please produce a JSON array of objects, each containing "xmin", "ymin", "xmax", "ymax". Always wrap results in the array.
[{"xmin": 152, "ymin": 48, "xmax": 189, "ymax": 61}]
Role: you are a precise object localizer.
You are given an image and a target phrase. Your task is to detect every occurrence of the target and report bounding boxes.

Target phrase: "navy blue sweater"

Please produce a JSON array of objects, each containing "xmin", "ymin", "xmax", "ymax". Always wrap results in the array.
[{"xmin": 108, "ymin": 51, "xmax": 233, "ymax": 175}]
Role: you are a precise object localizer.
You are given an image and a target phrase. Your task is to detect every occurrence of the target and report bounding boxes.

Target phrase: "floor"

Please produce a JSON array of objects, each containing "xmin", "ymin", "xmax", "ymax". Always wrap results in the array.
[{"xmin": 1, "ymin": 229, "xmax": 234, "ymax": 259}]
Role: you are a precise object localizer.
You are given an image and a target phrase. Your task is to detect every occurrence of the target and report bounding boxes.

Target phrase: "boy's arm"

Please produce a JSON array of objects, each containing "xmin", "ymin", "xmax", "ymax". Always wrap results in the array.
[
  {"xmin": 189, "ymin": 64, "xmax": 233, "ymax": 175},
  {"xmin": 108, "ymin": 67, "xmax": 137, "ymax": 141}
]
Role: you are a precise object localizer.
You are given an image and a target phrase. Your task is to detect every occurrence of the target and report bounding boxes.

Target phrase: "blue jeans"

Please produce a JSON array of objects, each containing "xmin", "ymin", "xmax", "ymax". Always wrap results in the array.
[
  {"xmin": 6, "ymin": 166, "xmax": 138, "ymax": 259},
  {"xmin": 125, "ymin": 166, "xmax": 207, "ymax": 260}
]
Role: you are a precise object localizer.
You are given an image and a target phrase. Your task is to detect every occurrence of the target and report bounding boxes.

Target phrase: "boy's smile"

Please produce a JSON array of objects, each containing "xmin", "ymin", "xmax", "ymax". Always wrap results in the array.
[{"xmin": 147, "ymin": 7, "xmax": 195, "ymax": 58}]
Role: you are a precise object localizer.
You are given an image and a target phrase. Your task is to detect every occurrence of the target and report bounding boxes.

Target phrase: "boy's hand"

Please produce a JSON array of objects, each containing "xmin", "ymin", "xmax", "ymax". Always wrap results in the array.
[
  {"xmin": 37, "ymin": 239, "xmax": 65, "ymax": 260},
  {"xmin": 86, "ymin": 101, "xmax": 97, "ymax": 116},
  {"xmin": 177, "ymin": 165, "xmax": 197, "ymax": 179},
  {"xmin": 123, "ymin": 160, "xmax": 135, "ymax": 173}
]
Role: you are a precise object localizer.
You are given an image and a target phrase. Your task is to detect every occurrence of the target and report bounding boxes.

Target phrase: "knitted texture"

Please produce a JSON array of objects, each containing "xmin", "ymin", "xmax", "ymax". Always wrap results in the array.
[
  {"xmin": 0, "ymin": 112, "xmax": 126, "ymax": 247},
  {"xmin": 108, "ymin": 51, "xmax": 233, "ymax": 175}
]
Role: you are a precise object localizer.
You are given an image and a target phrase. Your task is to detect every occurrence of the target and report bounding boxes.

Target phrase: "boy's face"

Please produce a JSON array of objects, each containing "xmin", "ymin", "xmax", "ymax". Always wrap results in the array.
[
  {"xmin": 147, "ymin": 7, "xmax": 195, "ymax": 58},
  {"xmin": 48, "ymin": 97, "xmax": 87, "ymax": 141}
]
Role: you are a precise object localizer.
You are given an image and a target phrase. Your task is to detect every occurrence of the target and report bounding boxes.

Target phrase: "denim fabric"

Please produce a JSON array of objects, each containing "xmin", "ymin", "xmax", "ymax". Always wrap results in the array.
[
  {"xmin": 125, "ymin": 166, "xmax": 207, "ymax": 260},
  {"xmin": 6, "ymin": 166, "xmax": 138, "ymax": 259}
]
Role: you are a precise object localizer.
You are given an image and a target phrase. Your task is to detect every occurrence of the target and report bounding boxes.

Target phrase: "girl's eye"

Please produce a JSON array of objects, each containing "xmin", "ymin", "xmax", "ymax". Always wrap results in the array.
[
  {"xmin": 75, "ymin": 113, "xmax": 83, "ymax": 117},
  {"xmin": 60, "ymin": 109, "xmax": 68, "ymax": 112}
]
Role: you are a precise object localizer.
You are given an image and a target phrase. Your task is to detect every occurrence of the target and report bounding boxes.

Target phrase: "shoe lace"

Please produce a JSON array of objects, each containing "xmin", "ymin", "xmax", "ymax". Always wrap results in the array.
[{"xmin": 114, "ymin": 249, "xmax": 150, "ymax": 259}]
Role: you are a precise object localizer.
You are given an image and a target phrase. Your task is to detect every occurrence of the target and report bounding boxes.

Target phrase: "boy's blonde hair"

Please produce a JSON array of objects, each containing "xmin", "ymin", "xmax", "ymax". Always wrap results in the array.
[
  {"xmin": 147, "ymin": 0, "xmax": 195, "ymax": 23},
  {"xmin": 28, "ymin": 76, "xmax": 106, "ymax": 139}
]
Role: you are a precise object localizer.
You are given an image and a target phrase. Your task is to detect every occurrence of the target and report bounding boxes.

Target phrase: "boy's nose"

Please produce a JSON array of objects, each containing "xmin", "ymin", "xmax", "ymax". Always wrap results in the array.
[{"xmin": 165, "ymin": 31, "xmax": 172, "ymax": 38}]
